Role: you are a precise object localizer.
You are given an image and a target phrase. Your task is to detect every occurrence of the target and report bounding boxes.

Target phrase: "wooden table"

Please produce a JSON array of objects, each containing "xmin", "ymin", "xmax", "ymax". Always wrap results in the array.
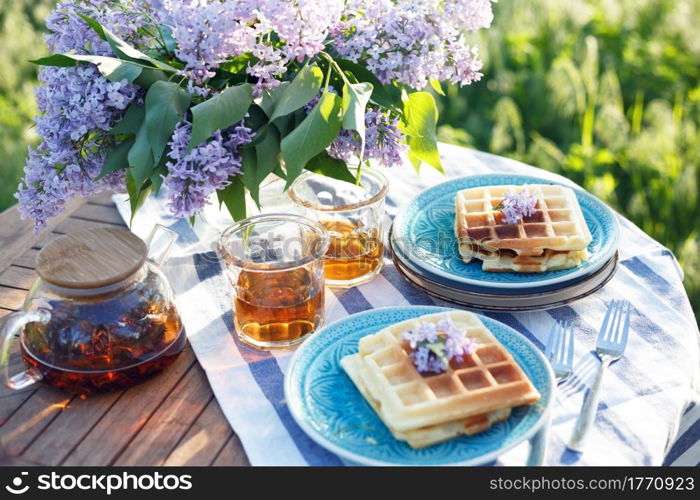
[{"xmin": 0, "ymin": 195, "xmax": 249, "ymax": 466}]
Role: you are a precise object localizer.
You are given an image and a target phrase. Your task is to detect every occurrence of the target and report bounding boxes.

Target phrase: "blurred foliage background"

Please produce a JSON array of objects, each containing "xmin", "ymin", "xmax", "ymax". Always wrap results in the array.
[
  {"xmin": 0, "ymin": 0, "xmax": 53, "ymax": 213},
  {"xmin": 0, "ymin": 0, "xmax": 698, "ymax": 319},
  {"xmin": 438, "ymin": 0, "xmax": 700, "ymax": 320}
]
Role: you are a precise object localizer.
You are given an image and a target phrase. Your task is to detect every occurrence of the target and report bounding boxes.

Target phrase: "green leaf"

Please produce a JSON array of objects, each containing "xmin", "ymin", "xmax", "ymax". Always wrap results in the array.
[
  {"xmin": 78, "ymin": 14, "xmax": 177, "ymax": 72},
  {"xmin": 77, "ymin": 14, "xmax": 106, "ymax": 39},
  {"xmin": 430, "ymin": 79, "xmax": 446, "ymax": 96},
  {"xmin": 334, "ymin": 58, "xmax": 400, "ymax": 109},
  {"xmin": 256, "ymin": 82, "xmax": 289, "ymax": 117},
  {"xmin": 30, "ymin": 54, "xmax": 79, "ymax": 67},
  {"xmin": 242, "ymin": 126, "xmax": 281, "ymax": 206},
  {"xmin": 268, "ymin": 65, "xmax": 323, "ymax": 121},
  {"xmin": 144, "ymin": 81, "xmax": 191, "ymax": 164},
  {"xmin": 272, "ymin": 165, "xmax": 287, "ymax": 180},
  {"xmin": 134, "ymin": 68, "xmax": 169, "ymax": 89},
  {"xmin": 402, "ymin": 91, "xmax": 443, "ymax": 174},
  {"xmin": 219, "ymin": 54, "xmax": 254, "ymax": 74},
  {"xmin": 281, "ymin": 91, "xmax": 342, "ymax": 188},
  {"xmin": 149, "ymin": 159, "xmax": 168, "ymax": 195},
  {"xmin": 95, "ymin": 138, "xmax": 134, "ymax": 181},
  {"xmin": 245, "ymin": 104, "xmax": 270, "ymax": 130},
  {"xmin": 127, "ymin": 125, "xmax": 154, "ymax": 186},
  {"xmin": 333, "ymin": 58, "xmax": 381, "ymax": 85},
  {"xmin": 160, "ymin": 24, "xmax": 177, "ymax": 53},
  {"xmin": 255, "ymin": 126, "xmax": 281, "ymax": 176},
  {"xmin": 125, "ymin": 171, "xmax": 152, "ymax": 226},
  {"xmin": 187, "ymin": 83, "xmax": 252, "ymax": 152},
  {"xmin": 217, "ymin": 177, "xmax": 247, "ymax": 221},
  {"xmin": 240, "ymin": 148, "xmax": 259, "ymax": 208},
  {"xmin": 341, "ymin": 82, "xmax": 373, "ymax": 159},
  {"xmin": 305, "ymin": 151, "xmax": 356, "ymax": 184},
  {"xmin": 272, "ymin": 115, "xmax": 294, "ymax": 138},
  {"xmin": 108, "ymin": 103, "xmax": 145, "ymax": 135},
  {"xmin": 292, "ymin": 108, "xmax": 307, "ymax": 129},
  {"xmin": 32, "ymin": 54, "xmax": 144, "ymax": 82}
]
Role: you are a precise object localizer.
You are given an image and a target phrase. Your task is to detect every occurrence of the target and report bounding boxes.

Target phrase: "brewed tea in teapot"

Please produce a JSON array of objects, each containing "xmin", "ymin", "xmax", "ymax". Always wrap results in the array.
[{"xmin": 0, "ymin": 226, "xmax": 185, "ymax": 395}]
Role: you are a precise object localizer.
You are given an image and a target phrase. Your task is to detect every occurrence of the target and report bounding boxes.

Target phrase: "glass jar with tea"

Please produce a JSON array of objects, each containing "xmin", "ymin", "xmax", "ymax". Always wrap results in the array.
[
  {"xmin": 287, "ymin": 168, "xmax": 389, "ymax": 287},
  {"xmin": 0, "ymin": 225, "xmax": 184, "ymax": 395}
]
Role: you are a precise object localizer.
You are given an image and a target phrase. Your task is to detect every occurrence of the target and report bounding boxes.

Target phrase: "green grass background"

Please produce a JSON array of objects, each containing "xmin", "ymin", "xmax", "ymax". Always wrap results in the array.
[{"xmin": 1, "ymin": 0, "xmax": 698, "ymax": 319}]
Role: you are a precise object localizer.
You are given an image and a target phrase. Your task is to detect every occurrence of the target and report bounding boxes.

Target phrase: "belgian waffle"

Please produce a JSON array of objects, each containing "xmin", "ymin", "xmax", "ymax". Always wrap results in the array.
[
  {"xmin": 454, "ymin": 185, "xmax": 592, "ymax": 265},
  {"xmin": 462, "ymin": 246, "xmax": 590, "ymax": 273},
  {"xmin": 342, "ymin": 311, "xmax": 540, "ymax": 433},
  {"xmin": 341, "ymin": 354, "xmax": 512, "ymax": 448}
]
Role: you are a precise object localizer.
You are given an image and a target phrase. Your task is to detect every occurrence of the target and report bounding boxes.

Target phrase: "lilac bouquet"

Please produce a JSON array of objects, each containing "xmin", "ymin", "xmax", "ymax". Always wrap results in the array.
[{"xmin": 18, "ymin": 0, "xmax": 494, "ymax": 230}]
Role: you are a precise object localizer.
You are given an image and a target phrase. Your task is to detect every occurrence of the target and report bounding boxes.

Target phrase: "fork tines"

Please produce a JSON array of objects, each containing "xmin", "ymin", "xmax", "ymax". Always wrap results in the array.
[
  {"xmin": 546, "ymin": 320, "xmax": 574, "ymax": 377},
  {"xmin": 597, "ymin": 299, "xmax": 631, "ymax": 354}
]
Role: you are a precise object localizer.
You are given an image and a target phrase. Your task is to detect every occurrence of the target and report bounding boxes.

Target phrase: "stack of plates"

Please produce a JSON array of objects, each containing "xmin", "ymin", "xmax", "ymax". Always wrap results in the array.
[{"xmin": 390, "ymin": 174, "xmax": 620, "ymax": 312}]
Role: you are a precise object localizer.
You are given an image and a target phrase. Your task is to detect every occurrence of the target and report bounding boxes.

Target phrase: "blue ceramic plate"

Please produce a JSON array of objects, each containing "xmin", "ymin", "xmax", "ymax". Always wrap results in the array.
[
  {"xmin": 284, "ymin": 306, "xmax": 554, "ymax": 466},
  {"xmin": 392, "ymin": 174, "xmax": 620, "ymax": 290}
]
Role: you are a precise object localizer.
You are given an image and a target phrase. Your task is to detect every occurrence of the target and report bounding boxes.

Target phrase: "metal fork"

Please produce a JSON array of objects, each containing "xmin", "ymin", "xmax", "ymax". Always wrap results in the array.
[
  {"xmin": 567, "ymin": 299, "xmax": 631, "ymax": 452},
  {"xmin": 526, "ymin": 320, "xmax": 574, "ymax": 465}
]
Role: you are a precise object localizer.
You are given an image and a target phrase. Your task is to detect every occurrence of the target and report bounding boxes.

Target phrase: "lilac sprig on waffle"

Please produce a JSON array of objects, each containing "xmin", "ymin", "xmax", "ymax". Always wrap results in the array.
[
  {"xmin": 402, "ymin": 314, "xmax": 478, "ymax": 374},
  {"xmin": 497, "ymin": 187, "xmax": 538, "ymax": 224}
]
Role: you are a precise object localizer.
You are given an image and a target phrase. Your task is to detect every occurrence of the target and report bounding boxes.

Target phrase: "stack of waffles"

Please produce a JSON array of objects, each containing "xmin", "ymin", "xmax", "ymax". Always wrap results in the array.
[
  {"xmin": 340, "ymin": 311, "xmax": 541, "ymax": 449},
  {"xmin": 454, "ymin": 185, "xmax": 592, "ymax": 272}
]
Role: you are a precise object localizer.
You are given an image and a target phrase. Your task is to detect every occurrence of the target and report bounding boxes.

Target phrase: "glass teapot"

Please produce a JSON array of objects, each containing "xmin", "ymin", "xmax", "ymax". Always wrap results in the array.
[{"xmin": 0, "ymin": 225, "xmax": 184, "ymax": 395}]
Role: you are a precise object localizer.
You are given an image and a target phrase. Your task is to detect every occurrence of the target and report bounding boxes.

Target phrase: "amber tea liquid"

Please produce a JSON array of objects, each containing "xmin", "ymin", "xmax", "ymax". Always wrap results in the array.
[
  {"xmin": 322, "ymin": 220, "xmax": 383, "ymax": 282},
  {"xmin": 234, "ymin": 267, "xmax": 323, "ymax": 347},
  {"xmin": 21, "ymin": 302, "xmax": 185, "ymax": 395}
]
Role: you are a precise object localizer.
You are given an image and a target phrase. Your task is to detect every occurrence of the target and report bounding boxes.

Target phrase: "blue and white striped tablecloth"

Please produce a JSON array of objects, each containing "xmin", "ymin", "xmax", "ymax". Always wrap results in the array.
[{"xmin": 115, "ymin": 144, "xmax": 700, "ymax": 466}]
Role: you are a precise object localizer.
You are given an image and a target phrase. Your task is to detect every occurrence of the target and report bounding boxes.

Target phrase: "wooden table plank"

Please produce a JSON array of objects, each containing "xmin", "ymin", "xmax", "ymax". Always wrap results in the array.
[
  {"xmin": 0, "ymin": 387, "xmax": 72, "ymax": 457},
  {"xmin": 114, "ymin": 362, "xmax": 214, "ymax": 466},
  {"xmin": 22, "ymin": 391, "xmax": 123, "ymax": 466},
  {"xmin": 0, "ymin": 341, "xmax": 37, "ymax": 428},
  {"xmin": 11, "ymin": 249, "xmax": 40, "ymax": 270},
  {"xmin": 162, "ymin": 397, "xmax": 235, "ymax": 466},
  {"xmin": 62, "ymin": 348, "xmax": 197, "ymax": 466},
  {"xmin": 0, "ymin": 198, "xmax": 86, "ymax": 274},
  {"xmin": 0, "ymin": 286, "xmax": 27, "ymax": 310},
  {"xmin": 87, "ymin": 192, "xmax": 118, "ymax": 206},
  {"xmin": 72, "ymin": 203, "xmax": 126, "ymax": 226},
  {"xmin": 212, "ymin": 433, "xmax": 250, "ymax": 466},
  {"xmin": 54, "ymin": 216, "xmax": 127, "ymax": 235},
  {"xmin": 0, "ymin": 266, "xmax": 37, "ymax": 291}
]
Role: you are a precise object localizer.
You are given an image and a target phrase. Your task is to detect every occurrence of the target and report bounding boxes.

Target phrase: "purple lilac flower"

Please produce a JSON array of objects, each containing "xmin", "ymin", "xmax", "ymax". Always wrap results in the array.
[
  {"xmin": 411, "ymin": 346, "xmax": 449, "ymax": 374},
  {"xmin": 328, "ymin": 109, "xmax": 408, "ymax": 168},
  {"xmin": 304, "ymin": 89, "xmax": 406, "ymax": 168},
  {"xmin": 16, "ymin": 0, "xmax": 152, "ymax": 231},
  {"xmin": 403, "ymin": 322, "xmax": 439, "ymax": 349},
  {"xmin": 332, "ymin": 0, "xmax": 494, "ymax": 89},
  {"xmin": 402, "ymin": 313, "xmax": 477, "ymax": 374},
  {"xmin": 499, "ymin": 187, "xmax": 538, "ymax": 224},
  {"xmin": 436, "ymin": 315, "xmax": 478, "ymax": 363},
  {"xmin": 163, "ymin": 120, "xmax": 254, "ymax": 218},
  {"xmin": 162, "ymin": 0, "xmax": 343, "ymax": 94}
]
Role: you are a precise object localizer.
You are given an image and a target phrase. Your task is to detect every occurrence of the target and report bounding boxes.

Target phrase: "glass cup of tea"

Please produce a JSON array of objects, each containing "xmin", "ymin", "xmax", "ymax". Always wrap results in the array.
[
  {"xmin": 217, "ymin": 213, "xmax": 330, "ymax": 349},
  {"xmin": 287, "ymin": 168, "xmax": 389, "ymax": 287}
]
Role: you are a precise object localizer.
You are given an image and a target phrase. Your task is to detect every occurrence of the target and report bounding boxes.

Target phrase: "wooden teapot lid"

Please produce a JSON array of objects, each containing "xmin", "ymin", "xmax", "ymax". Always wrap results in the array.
[{"xmin": 36, "ymin": 228, "xmax": 148, "ymax": 289}]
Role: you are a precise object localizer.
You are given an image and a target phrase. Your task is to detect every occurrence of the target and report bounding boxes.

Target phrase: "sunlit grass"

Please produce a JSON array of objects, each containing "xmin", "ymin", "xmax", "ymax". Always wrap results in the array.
[{"xmin": 438, "ymin": 0, "xmax": 700, "ymax": 320}]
